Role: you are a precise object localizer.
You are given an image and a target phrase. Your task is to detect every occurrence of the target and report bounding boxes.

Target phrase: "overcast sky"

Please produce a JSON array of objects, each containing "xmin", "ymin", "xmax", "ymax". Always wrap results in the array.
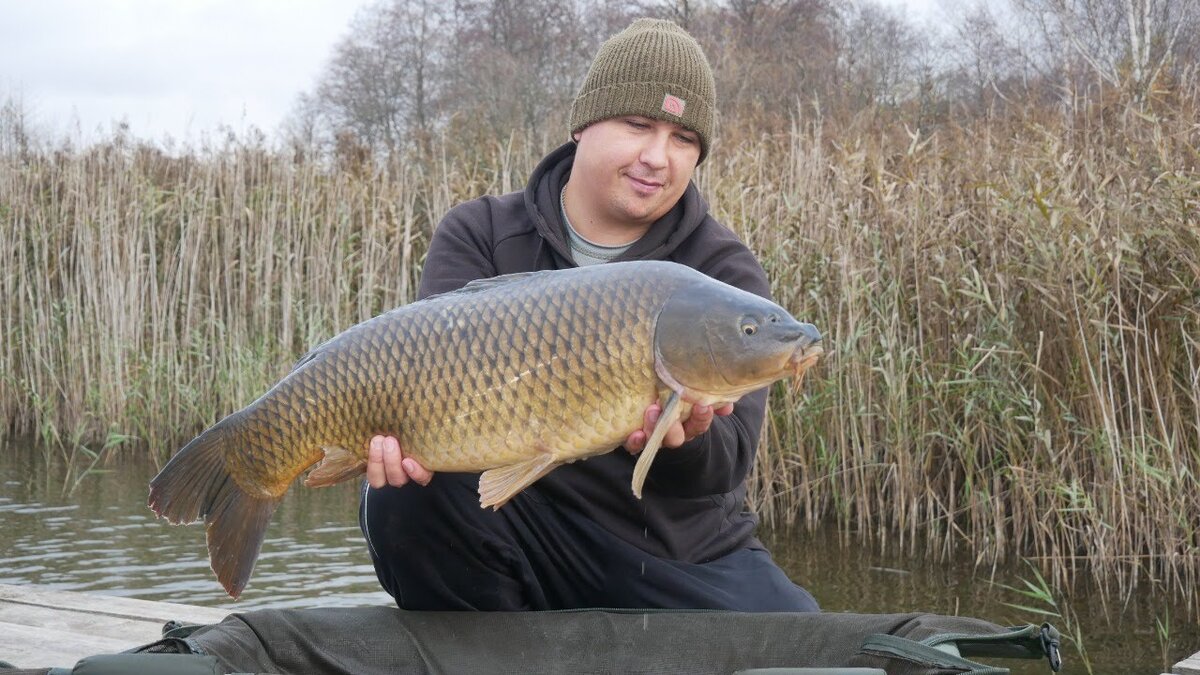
[
  {"xmin": 1, "ymin": 0, "xmax": 370, "ymax": 143},
  {"xmin": 1, "ymin": 0, "xmax": 940, "ymax": 144}
]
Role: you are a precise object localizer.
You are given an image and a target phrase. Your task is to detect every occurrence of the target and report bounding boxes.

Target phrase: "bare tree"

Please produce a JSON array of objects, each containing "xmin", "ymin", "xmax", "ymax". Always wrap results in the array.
[
  {"xmin": 1011, "ymin": 0, "xmax": 1200, "ymax": 101},
  {"xmin": 698, "ymin": 0, "xmax": 838, "ymax": 121},
  {"xmin": 633, "ymin": 0, "xmax": 702, "ymax": 28},
  {"xmin": 308, "ymin": 0, "xmax": 449, "ymax": 154},
  {"xmin": 443, "ymin": 0, "xmax": 598, "ymax": 137},
  {"xmin": 939, "ymin": 1, "xmax": 1031, "ymax": 113},
  {"xmin": 0, "ymin": 91, "xmax": 35, "ymax": 159},
  {"xmin": 835, "ymin": 1, "xmax": 925, "ymax": 109},
  {"xmin": 280, "ymin": 91, "xmax": 333, "ymax": 163}
]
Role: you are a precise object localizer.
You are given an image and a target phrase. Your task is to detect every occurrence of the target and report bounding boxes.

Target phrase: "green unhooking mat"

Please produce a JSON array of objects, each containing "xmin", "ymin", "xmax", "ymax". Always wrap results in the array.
[{"xmin": 6, "ymin": 607, "xmax": 1062, "ymax": 675}]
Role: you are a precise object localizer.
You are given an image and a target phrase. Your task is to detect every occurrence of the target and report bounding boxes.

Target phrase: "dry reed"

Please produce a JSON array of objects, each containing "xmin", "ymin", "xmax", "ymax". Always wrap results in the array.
[
  {"xmin": 718, "ymin": 99, "xmax": 1200, "ymax": 603},
  {"xmin": 1, "ymin": 95, "xmax": 1197, "ymax": 602}
]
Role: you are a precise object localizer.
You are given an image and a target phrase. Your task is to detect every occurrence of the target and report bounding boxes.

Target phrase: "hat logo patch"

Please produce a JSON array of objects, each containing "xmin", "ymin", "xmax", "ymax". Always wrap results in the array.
[{"xmin": 661, "ymin": 94, "xmax": 686, "ymax": 117}]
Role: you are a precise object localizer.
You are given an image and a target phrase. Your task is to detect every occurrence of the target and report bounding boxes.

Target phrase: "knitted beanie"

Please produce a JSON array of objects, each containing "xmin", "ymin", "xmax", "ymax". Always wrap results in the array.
[{"xmin": 570, "ymin": 18, "xmax": 716, "ymax": 163}]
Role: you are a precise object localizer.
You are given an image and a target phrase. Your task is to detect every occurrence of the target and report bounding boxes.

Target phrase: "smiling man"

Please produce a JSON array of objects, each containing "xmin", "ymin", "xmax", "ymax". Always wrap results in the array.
[{"xmin": 358, "ymin": 18, "xmax": 820, "ymax": 613}]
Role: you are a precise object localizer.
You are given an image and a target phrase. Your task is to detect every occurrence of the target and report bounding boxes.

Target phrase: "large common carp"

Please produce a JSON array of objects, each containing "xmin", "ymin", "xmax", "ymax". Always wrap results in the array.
[{"xmin": 148, "ymin": 260, "xmax": 822, "ymax": 598}]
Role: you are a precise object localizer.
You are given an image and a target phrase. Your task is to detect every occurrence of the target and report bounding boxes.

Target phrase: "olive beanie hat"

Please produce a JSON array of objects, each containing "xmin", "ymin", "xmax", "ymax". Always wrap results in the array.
[{"xmin": 569, "ymin": 18, "xmax": 716, "ymax": 162}]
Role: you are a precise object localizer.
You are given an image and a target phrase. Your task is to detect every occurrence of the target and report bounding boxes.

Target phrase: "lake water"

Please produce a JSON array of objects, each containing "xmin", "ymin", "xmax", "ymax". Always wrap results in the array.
[{"xmin": 1, "ymin": 440, "xmax": 1195, "ymax": 674}]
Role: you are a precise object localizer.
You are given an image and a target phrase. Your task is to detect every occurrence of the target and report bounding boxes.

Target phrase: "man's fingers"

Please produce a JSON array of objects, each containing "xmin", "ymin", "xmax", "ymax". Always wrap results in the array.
[
  {"xmin": 625, "ymin": 429, "xmax": 647, "ymax": 454},
  {"xmin": 381, "ymin": 435, "xmax": 409, "ymax": 487},
  {"xmin": 680, "ymin": 405, "xmax": 714, "ymax": 441},
  {"xmin": 366, "ymin": 435, "xmax": 409, "ymax": 489},
  {"xmin": 646, "ymin": 403, "xmax": 661, "ymax": 429},
  {"xmin": 653, "ymin": 402, "xmax": 685, "ymax": 449},
  {"xmin": 403, "ymin": 457, "xmax": 434, "ymax": 486},
  {"xmin": 663, "ymin": 420, "xmax": 686, "ymax": 448},
  {"xmin": 629, "ymin": 400, "xmax": 728, "ymax": 451},
  {"xmin": 626, "ymin": 403, "xmax": 661, "ymax": 454},
  {"xmin": 366, "ymin": 436, "xmax": 387, "ymax": 489}
]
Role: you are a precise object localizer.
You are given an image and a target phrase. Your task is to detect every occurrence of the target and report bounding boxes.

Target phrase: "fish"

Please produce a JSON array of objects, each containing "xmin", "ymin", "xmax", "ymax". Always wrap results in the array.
[{"xmin": 147, "ymin": 260, "xmax": 823, "ymax": 598}]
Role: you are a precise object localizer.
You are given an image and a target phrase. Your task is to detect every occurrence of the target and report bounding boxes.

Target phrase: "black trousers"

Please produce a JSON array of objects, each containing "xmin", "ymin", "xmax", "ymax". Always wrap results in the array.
[{"xmin": 358, "ymin": 473, "xmax": 819, "ymax": 612}]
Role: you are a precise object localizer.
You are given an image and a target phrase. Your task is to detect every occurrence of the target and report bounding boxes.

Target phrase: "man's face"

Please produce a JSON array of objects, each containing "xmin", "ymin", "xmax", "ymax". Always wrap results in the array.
[{"xmin": 571, "ymin": 116, "xmax": 702, "ymax": 230}]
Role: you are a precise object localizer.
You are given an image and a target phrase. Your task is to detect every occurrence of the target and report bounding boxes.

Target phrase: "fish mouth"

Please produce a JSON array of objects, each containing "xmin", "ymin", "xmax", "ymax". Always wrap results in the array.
[{"xmin": 788, "ymin": 344, "xmax": 824, "ymax": 393}]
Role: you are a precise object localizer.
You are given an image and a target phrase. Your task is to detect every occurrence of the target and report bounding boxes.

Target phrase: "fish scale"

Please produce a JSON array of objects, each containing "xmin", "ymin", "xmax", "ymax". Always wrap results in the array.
[{"xmin": 148, "ymin": 260, "xmax": 823, "ymax": 598}]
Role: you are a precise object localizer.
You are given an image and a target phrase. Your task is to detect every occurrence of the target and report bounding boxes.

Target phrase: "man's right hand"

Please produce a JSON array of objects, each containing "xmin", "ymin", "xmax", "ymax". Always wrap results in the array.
[{"xmin": 366, "ymin": 435, "xmax": 434, "ymax": 489}]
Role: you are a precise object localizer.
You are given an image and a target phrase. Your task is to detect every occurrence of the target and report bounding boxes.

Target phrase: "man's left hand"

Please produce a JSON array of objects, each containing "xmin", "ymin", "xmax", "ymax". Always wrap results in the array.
[{"xmin": 624, "ymin": 402, "xmax": 734, "ymax": 454}]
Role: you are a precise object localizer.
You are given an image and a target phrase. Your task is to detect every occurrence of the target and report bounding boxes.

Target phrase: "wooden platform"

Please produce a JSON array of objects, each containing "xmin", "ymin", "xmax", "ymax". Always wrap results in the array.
[{"xmin": 0, "ymin": 584, "xmax": 230, "ymax": 669}]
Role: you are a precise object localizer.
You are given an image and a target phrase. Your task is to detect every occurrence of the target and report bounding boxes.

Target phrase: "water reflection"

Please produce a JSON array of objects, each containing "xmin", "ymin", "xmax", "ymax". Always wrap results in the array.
[
  {"xmin": 0, "ymin": 442, "xmax": 391, "ymax": 611},
  {"xmin": 2, "ymin": 440, "xmax": 1197, "ymax": 672},
  {"xmin": 764, "ymin": 527, "xmax": 1200, "ymax": 674}
]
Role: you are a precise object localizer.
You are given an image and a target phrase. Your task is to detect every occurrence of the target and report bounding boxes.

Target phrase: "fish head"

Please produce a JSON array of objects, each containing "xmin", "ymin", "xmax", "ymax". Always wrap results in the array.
[{"xmin": 654, "ymin": 281, "xmax": 823, "ymax": 401}]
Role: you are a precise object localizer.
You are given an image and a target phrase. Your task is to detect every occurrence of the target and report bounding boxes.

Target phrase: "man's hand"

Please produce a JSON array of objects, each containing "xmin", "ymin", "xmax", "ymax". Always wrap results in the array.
[
  {"xmin": 624, "ymin": 402, "xmax": 734, "ymax": 454},
  {"xmin": 365, "ymin": 435, "xmax": 434, "ymax": 489}
]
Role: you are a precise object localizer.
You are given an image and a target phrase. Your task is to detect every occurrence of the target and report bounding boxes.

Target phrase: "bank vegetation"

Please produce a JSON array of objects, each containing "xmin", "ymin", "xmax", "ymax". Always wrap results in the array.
[{"xmin": 2, "ymin": 0, "xmax": 1198, "ymax": 604}]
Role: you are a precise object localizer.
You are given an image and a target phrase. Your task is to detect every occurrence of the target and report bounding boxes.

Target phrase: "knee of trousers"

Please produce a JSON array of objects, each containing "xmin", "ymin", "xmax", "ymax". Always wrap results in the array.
[
  {"xmin": 359, "ymin": 473, "xmax": 522, "ymax": 558},
  {"xmin": 358, "ymin": 474, "xmax": 540, "ymax": 610}
]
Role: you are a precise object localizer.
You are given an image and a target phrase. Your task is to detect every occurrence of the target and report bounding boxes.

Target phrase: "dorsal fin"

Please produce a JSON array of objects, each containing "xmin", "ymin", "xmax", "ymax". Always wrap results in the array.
[
  {"xmin": 424, "ymin": 270, "xmax": 549, "ymax": 301},
  {"xmin": 289, "ymin": 348, "xmax": 322, "ymax": 372},
  {"xmin": 289, "ymin": 271, "xmax": 550, "ymax": 372}
]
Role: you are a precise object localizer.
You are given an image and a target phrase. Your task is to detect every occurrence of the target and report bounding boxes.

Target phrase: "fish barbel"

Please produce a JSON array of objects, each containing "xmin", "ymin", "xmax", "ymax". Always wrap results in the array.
[{"xmin": 148, "ymin": 260, "xmax": 822, "ymax": 598}]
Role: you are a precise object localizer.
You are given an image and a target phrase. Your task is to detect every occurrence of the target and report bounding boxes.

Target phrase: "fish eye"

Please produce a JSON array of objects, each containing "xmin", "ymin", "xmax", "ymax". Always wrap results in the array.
[{"xmin": 742, "ymin": 322, "xmax": 758, "ymax": 336}]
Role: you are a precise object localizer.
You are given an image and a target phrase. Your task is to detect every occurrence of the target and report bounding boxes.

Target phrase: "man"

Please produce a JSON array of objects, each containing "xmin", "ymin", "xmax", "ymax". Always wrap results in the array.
[{"xmin": 358, "ymin": 18, "xmax": 819, "ymax": 613}]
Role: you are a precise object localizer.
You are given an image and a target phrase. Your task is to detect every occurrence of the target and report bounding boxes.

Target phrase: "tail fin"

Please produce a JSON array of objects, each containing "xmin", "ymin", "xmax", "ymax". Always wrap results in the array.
[{"xmin": 148, "ymin": 413, "xmax": 280, "ymax": 599}]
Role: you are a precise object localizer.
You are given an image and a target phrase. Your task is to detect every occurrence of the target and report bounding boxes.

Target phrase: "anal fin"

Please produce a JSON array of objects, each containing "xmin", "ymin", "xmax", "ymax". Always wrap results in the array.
[
  {"xmin": 304, "ymin": 446, "xmax": 367, "ymax": 488},
  {"xmin": 478, "ymin": 453, "xmax": 560, "ymax": 510}
]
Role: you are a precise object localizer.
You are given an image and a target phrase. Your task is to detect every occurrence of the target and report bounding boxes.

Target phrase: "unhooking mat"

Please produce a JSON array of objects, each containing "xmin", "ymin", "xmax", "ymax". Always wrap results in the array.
[{"xmin": 5, "ymin": 606, "xmax": 1063, "ymax": 675}]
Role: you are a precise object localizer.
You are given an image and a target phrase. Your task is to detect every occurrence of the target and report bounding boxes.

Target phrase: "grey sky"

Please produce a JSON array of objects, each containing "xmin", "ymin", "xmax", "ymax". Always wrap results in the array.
[
  {"xmin": 1, "ymin": 0, "xmax": 370, "ymax": 142},
  {"xmin": 1, "ymin": 0, "xmax": 940, "ymax": 144}
]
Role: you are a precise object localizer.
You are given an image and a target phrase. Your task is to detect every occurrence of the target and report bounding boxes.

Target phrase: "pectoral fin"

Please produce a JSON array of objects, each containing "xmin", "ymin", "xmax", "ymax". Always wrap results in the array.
[
  {"xmin": 630, "ymin": 390, "xmax": 683, "ymax": 499},
  {"xmin": 304, "ymin": 446, "xmax": 367, "ymax": 487},
  {"xmin": 478, "ymin": 453, "xmax": 561, "ymax": 510}
]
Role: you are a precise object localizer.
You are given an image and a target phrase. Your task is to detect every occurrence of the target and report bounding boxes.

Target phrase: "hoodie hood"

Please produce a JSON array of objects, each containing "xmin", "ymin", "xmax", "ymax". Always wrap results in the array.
[{"xmin": 524, "ymin": 142, "xmax": 712, "ymax": 267}]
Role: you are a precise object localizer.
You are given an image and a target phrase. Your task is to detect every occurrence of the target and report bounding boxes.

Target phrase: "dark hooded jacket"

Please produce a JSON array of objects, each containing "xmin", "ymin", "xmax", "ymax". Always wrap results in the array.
[{"xmin": 417, "ymin": 142, "xmax": 771, "ymax": 563}]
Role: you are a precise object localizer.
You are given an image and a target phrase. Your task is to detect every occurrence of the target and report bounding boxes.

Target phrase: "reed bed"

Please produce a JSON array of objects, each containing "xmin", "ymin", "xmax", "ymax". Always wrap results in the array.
[
  {"xmin": 2, "ymin": 97, "xmax": 1198, "ymax": 600},
  {"xmin": 0, "ymin": 134, "xmax": 536, "ymax": 457},
  {"xmin": 721, "ymin": 101, "xmax": 1200, "ymax": 601}
]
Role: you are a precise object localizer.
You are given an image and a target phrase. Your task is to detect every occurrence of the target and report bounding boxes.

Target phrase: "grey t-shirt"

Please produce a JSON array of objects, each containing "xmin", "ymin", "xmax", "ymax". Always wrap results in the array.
[{"xmin": 561, "ymin": 186, "xmax": 635, "ymax": 266}]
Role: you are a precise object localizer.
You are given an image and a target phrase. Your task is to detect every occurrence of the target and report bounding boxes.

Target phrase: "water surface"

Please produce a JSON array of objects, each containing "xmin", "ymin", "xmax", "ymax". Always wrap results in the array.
[{"xmin": 1, "ymin": 440, "xmax": 1195, "ymax": 673}]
